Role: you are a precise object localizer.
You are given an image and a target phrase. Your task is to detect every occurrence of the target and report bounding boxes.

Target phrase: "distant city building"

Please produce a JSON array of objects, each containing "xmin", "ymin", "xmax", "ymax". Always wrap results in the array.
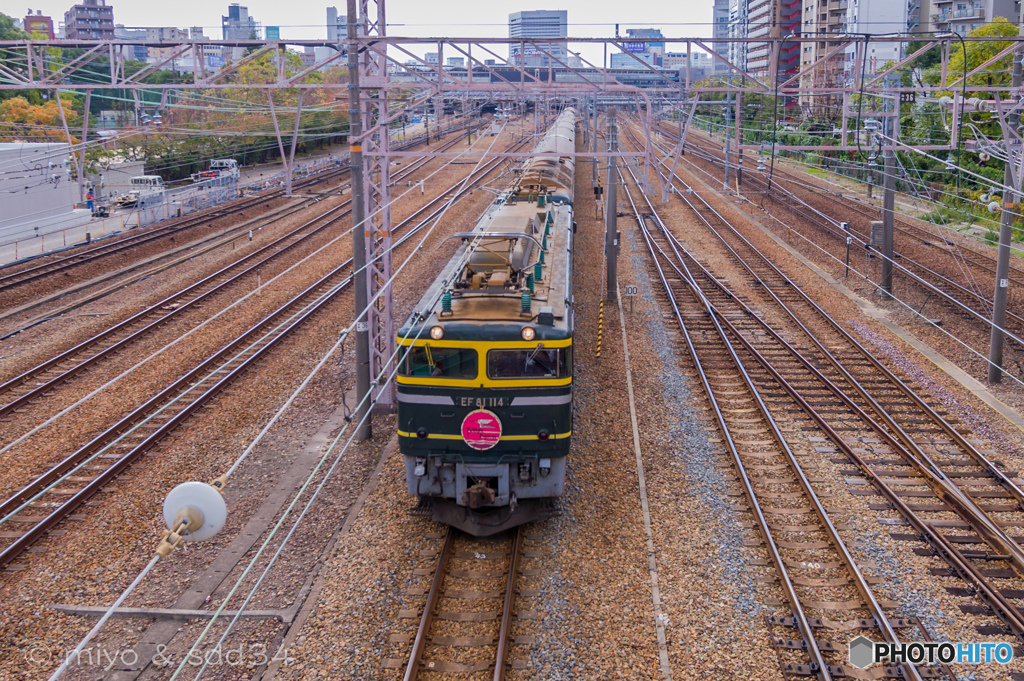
[
  {"xmin": 222, "ymin": 4, "xmax": 260, "ymax": 40},
  {"xmin": 610, "ymin": 51, "xmax": 658, "ymax": 69},
  {"xmin": 712, "ymin": 0, "xmax": 729, "ymax": 72},
  {"xmin": 222, "ymin": 4, "xmax": 260, "ymax": 62},
  {"xmin": 64, "ymin": 0, "xmax": 115, "ymax": 40},
  {"xmin": 727, "ymin": 0, "xmax": 747, "ymax": 72},
  {"xmin": 146, "ymin": 26, "xmax": 190, "ymax": 61},
  {"xmin": 908, "ymin": 0, "xmax": 922, "ymax": 31},
  {"xmin": 24, "ymin": 10, "xmax": 55, "ymax": 39},
  {"xmin": 184, "ymin": 27, "xmax": 225, "ymax": 73},
  {"xmin": 446, "ymin": 56, "xmax": 465, "ymax": 68},
  {"xmin": 844, "ymin": 2, "xmax": 906, "ymax": 75},
  {"xmin": 623, "ymin": 28, "xmax": 665, "ymax": 55},
  {"xmin": 508, "ymin": 10, "xmax": 568, "ymax": 68},
  {"xmin": 425, "ymin": 52, "xmax": 439, "ymax": 65},
  {"xmin": 661, "ymin": 52, "xmax": 689, "ymax": 69},
  {"xmin": 326, "ymin": 6, "xmax": 346, "ymax": 42},
  {"xmin": 614, "ymin": 28, "xmax": 664, "ymax": 70},
  {"xmin": 927, "ymin": 0, "xmax": 1016, "ymax": 34},
  {"xmin": 113, "ymin": 24, "xmax": 147, "ymax": 60}
]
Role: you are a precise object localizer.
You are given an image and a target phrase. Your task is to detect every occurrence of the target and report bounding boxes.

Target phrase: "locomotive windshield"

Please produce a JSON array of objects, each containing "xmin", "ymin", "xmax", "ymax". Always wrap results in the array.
[
  {"xmin": 487, "ymin": 347, "xmax": 570, "ymax": 379},
  {"xmin": 400, "ymin": 346, "xmax": 477, "ymax": 378}
]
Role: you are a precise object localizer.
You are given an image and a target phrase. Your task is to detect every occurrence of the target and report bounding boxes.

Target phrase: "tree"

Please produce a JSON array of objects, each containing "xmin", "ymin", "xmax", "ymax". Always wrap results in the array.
[
  {"xmin": 0, "ymin": 12, "xmax": 28, "ymax": 40},
  {"xmin": 0, "ymin": 96, "xmax": 78, "ymax": 142},
  {"xmin": 925, "ymin": 17, "xmax": 1020, "ymax": 93}
]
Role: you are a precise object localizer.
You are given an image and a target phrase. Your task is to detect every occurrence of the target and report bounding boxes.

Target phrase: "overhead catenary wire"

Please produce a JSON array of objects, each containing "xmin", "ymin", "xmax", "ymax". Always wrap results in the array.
[
  {"xmin": 45, "ymin": 120, "xmax": 523, "ymax": 680},
  {"xmin": 633, "ymin": 117, "xmax": 1024, "ymax": 384},
  {"xmin": 0, "ymin": 121, "xmax": 510, "ymax": 527}
]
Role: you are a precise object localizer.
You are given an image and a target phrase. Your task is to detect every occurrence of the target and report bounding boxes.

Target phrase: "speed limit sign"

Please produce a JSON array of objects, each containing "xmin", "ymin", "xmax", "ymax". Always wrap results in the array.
[{"xmin": 624, "ymin": 285, "xmax": 638, "ymax": 296}]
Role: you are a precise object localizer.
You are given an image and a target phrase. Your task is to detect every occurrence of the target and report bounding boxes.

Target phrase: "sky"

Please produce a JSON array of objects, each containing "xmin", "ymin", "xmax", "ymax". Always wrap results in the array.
[{"xmin": 3, "ymin": 1, "xmax": 715, "ymax": 63}]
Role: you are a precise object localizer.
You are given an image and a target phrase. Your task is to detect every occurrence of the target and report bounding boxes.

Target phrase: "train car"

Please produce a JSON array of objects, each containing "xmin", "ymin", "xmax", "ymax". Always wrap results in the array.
[
  {"xmin": 129, "ymin": 175, "xmax": 165, "ymax": 190},
  {"xmin": 396, "ymin": 108, "xmax": 577, "ymax": 536}
]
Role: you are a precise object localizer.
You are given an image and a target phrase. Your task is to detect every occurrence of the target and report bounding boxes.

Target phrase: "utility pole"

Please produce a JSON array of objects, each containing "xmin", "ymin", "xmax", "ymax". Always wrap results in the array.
[
  {"xmin": 346, "ymin": 0, "xmax": 371, "ymax": 440},
  {"xmin": 605, "ymin": 107, "xmax": 619, "ymax": 303},
  {"xmin": 735, "ymin": 90, "xmax": 743, "ymax": 190},
  {"xmin": 723, "ymin": 90, "xmax": 732, "ymax": 191},
  {"xmin": 880, "ymin": 74, "xmax": 897, "ymax": 298},
  {"xmin": 988, "ymin": 51, "xmax": 1024, "ymax": 383},
  {"xmin": 591, "ymin": 94, "xmax": 597, "ymax": 186}
]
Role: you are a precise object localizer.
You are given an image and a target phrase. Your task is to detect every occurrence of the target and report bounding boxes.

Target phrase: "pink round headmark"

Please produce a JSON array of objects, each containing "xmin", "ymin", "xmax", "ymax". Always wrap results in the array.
[{"xmin": 461, "ymin": 409, "xmax": 502, "ymax": 450}]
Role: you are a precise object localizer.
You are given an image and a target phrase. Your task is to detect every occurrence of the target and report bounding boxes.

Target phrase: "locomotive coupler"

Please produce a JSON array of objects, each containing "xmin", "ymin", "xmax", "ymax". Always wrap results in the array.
[{"xmin": 463, "ymin": 481, "xmax": 496, "ymax": 509}]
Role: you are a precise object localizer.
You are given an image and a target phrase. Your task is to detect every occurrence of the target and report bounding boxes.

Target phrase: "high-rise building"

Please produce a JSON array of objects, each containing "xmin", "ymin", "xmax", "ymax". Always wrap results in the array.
[
  {"xmin": 712, "ymin": 0, "xmax": 730, "ymax": 72},
  {"xmin": 927, "ymin": 0, "xmax": 1017, "ymax": 35},
  {"xmin": 113, "ymin": 24, "xmax": 147, "ymax": 60},
  {"xmin": 844, "ymin": 2, "xmax": 907, "ymax": 76},
  {"xmin": 24, "ymin": 10, "xmax": 55, "ymax": 39},
  {"xmin": 326, "ymin": 6, "xmax": 347, "ymax": 43},
  {"xmin": 614, "ymin": 28, "xmax": 664, "ymax": 69},
  {"xmin": 624, "ymin": 28, "xmax": 665, "ymax": 55},
  {"xmin": 222, "ymin": 4, "xmax": 261, "ymax": 41},
  {"xmin": 64, "ymin": 0, "xmax": 115, "ymax": 40},
  {"xmin": 508, "ymin": 10, "xmax": 568, "ymax": 68}
]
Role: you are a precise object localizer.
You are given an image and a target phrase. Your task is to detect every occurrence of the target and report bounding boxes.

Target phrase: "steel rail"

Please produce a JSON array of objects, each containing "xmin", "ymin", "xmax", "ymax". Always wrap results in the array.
[
  {"xmin": 0, "ymin": 145, "xmax": 523, "ymax": 566},
  {"xmin": 403, "ymin": 529, "xmax": 455, "ymax": 681},
  {"xmin": 621, "ymin": 164, "xmax": 921, "ymax": 680},
  {"xmin": 633, "ymin": 124, "xmax": 1024, "ymax": 506},
  {"xmin": 660, "ymin": 120, "xmax": 1024, "ymax": 289},
  {"xmin": 618, "ymin": 171, "xmax": 830, "ymax": 679},
  {"xmin": 626, "ymin": 129, "xmax": 1024, "ymax": 639},
  {"xmin": 0, "ymin": 176, "xmax": 342, "ymax": 294},
  {"xmin": 0, "ymin": 122, "xmax": 478, "ymax": 294},
  {"xmin": 664, "ymin": 126, "xmax": 1024, "ymax": 348},
  {"xmin": 493, "ymin": 526, "xmax": 522, "ymax": 681},
  {"xmin": 0, "ymin": 143, "xmax": 454, "ymax": 418}
]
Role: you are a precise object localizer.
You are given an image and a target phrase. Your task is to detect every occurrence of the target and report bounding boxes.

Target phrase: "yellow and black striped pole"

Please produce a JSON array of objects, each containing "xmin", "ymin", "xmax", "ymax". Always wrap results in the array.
[{"xmin": 596, "ymin": 300, "xmax": 604, "ymax": 358}]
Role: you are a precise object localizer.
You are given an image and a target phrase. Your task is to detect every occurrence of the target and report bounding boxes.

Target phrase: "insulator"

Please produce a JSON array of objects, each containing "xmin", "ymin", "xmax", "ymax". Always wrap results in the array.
[
  {"xmin": 534, "ymin": 262, "xmax": 543, "ymax": 281},
  {"xmin": 521, "ymin": 292, "xmax": 532, "ymax": 313},
  {"xmin": 526, "ymin": 274, "xmax": 535, "ymax": 293},
  {"xmin": 441, "ymin": 291, "xmax": 452, "ymax": 313}
]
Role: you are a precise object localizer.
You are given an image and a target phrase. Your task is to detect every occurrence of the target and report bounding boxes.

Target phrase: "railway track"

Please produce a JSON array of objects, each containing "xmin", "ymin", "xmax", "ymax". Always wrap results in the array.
[
  {"xmin": 0, "ymin": 142, "xmax": 525, "ymax": 569},
  {"xmin": 389, "ymin": 527, "xmax": 524, "ymax": 680},
  {"xmin": 645, "ymin": 123, "xmax": 1024, "ymax": 367},
  {"xmin": 618, "ymin": 137, "xmax": 1024, "ymax": 667},
  {"xmin": 0, "ymin": 122, "xmax": 479, "ymax": 296},
  {"xmin": 0, "ymin": 143, "xmax": 454, "ymax": 422}
]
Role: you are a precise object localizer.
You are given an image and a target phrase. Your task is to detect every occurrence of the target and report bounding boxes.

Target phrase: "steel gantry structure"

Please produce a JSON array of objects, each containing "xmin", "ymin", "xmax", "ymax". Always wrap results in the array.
[{"xmin": 3, "ymin": 20, "xmax": 1024, "ymax": 414}]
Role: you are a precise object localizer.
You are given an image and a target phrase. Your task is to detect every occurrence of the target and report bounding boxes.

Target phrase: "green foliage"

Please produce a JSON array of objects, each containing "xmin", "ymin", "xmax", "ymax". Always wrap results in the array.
[
  {"xmin": 925, "ymin": 17, "xmax": 1020, "ymax": 93},
  {"xmin": 0, "ymin": 12, "xmax": 28, "ymax": 40},
  {"xmin": 904, "ymin": 39, "xmax": 942, "ymax": 71}
]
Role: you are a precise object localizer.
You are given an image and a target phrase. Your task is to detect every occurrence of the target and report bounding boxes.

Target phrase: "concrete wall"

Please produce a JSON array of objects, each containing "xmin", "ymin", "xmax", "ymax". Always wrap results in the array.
[{"xmin": 0, "ymin": 143, "xmax": 78, "ymax": 230}]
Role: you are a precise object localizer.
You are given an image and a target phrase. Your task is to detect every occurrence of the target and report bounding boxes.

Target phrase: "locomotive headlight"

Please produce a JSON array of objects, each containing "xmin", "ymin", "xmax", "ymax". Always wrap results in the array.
[
  {"xmin": 521, "ymin": 326, "xmax": 536, "ymax": 341},
  {"xmin": 429, "ymin": 326, "xmax": 444, "ymax": 340},
  {"xmin": 414, "ymin": 458, "xmax": 426, "ymax": 477},
  {"xmin": 539, "ymin": 458, "xmax": 551, "ymax": 476}
]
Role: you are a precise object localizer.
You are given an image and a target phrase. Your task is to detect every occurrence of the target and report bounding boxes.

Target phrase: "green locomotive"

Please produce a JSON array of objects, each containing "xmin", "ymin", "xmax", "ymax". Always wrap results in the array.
[{"xmin": 397, "ymin": 109, "xmax": 577, "ymax": 535}]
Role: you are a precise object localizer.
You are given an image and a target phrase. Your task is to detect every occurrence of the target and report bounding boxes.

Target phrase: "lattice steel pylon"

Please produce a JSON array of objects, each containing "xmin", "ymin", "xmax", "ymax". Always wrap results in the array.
[{"xmin": 358, "ymin": 0, "xmax": 395, "ymax": 410}]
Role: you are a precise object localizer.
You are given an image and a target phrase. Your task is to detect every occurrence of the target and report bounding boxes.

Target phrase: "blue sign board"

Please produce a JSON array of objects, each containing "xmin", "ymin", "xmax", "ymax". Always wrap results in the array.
[
  {"xmin": 266, "ymin": 26, "xmax": 280, "ymax": 40},
  {"xmin": 625, "ymin": 41, "xmax": 647, "ymax": 53}
]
